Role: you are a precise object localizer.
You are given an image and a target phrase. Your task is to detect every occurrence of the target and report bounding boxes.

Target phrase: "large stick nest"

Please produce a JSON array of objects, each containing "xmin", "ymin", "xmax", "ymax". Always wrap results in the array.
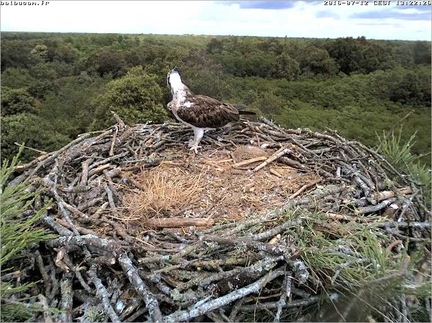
[{"xmin": 6, "ymin": 116, "xmax": 431, "ymax": 322}]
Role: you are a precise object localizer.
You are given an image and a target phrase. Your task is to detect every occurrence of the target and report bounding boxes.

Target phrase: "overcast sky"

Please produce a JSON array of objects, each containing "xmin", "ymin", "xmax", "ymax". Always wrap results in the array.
[{"xmin": 1, "ymin": 1, "xmax": 431, "ymax": 40}]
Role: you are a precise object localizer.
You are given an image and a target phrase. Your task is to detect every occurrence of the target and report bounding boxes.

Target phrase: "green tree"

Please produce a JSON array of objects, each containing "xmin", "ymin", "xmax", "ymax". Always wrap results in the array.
[
  {"xmin": 1, "ymin": 147, "xmax": 56, "ymax": 322},
  {"xmin": 40, "ymin": 75, "xmax": 106, "ymax": 138},
  {"xmin": 51, "ymin": 42, "xmax": 80, "ymax": 64},
  {"xmin": 91, "ymin": 66, "xmax": 168, "ymax": 129},
  {"xmin": 391, "ymin": 70, "xmax": 431, "ymax": 106},
  {"xmin": 1, "ymin": 40, "xmax": 33, "ymax": 69},
  {"xmin": 91, "ymin": 48, "xmax": 127, "ymax": 77},
  {"xmin": 298, "ymin": 46, "xmax": 339, "ymax": 76},
  {"xmin": 27, "ymin": 63, "xmax": 59, "ymax": 99},
  {"xmin": 1, "ymin": 113, "xmax": 70, "ymax": 162},
  {"xmin": 206, "ymin": 37, "xmax": 224, "ymax": 54},
  {"xmin": 1, "ymin": 87, "xmax": 38, "ymax": 116},
  {"xmin": 413, "ymin": 41, "xmax": 431, "ymax": 65},
  {"xmin": 1, "ymin": 68, "xmax": 34, "ymax": 89},
  {"xmin": 28, "ymin": 44, "xmax": 48, "ymax": 65},
  {"xmin": 180, "ymin": 49, "xmax": 227, "ymax": 98},
  {"xmin": 325, "ymin": 37, "xmax": 363, "ymax": 75},
  {"xmin": 271, "ymin": 52, "xmax": 300, "ymax": 80},
  {"xmin": 250, "ymin": 91, "xmax": 286, "ymax": 118}
]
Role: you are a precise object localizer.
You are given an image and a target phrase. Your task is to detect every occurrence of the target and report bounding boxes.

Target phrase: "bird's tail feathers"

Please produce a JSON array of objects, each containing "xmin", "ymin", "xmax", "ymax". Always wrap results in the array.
[
  {"xmin": 233, "ymin": 103, "xmax": 247, "ymax": 110},
  {"xmin": 232, "ymin": 103, "xmax": 256, "ymax": 115},
  {"xmin": 239, "ymin": 110, "xmax": 256, "ymax": 116}
]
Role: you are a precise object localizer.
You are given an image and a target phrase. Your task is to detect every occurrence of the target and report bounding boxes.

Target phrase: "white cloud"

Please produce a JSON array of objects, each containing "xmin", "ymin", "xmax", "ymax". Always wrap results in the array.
[{"xmin": 0, "ymin": 0, "xmax": 430, "ymax": 40}]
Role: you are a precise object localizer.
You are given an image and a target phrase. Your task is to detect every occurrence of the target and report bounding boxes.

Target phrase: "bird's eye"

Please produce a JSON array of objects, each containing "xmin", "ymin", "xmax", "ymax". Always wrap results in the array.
[{"xmin": 166, "ymin": 74, "xmax": 171, "ymax": 88}]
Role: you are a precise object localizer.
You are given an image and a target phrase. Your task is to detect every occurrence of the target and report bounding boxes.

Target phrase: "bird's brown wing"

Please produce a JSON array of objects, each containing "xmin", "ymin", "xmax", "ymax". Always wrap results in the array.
[{"xmin": 176, "ymin": 95, "xmax": 239, "ymax": 128}]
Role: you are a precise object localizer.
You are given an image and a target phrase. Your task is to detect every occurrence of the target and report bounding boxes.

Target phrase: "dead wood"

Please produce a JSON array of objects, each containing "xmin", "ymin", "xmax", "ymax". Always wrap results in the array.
[
  {"xmin": 4, "ymin": 117, "xmax": 430, "ymax": 322},
  {"xmin": 144, "ymin": 217, "xmax": 215, "ymax": 228}
]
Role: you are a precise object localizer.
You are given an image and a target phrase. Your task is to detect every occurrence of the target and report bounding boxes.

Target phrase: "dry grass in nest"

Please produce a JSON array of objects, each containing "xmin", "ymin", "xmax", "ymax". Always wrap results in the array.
[
  {"xmin": 122, "ymin": 146, "xmax": 321, "ymax": 225},
  {"xmin": 121, "ymin": 165, "xmax": 206, "ymax": 221}
]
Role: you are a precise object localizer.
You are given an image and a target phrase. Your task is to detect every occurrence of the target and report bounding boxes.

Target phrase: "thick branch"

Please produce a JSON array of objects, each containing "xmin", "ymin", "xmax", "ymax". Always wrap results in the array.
[{"xmin": 164, "ymin": 268, "xmax": 285, "ymax": 322}]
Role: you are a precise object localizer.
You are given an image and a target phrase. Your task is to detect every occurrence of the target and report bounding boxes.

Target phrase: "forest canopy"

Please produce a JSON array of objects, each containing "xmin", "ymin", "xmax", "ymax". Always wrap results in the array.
[{"xmin": 1, "ymin": 32, "xmax": 430, "ymax": 165}]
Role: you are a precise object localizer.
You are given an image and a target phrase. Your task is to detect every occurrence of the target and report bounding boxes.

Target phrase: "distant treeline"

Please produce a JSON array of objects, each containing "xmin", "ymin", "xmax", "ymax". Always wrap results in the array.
[{"xmin": 1, "ymin": 32, "xmax": 430, "ymax": 164}]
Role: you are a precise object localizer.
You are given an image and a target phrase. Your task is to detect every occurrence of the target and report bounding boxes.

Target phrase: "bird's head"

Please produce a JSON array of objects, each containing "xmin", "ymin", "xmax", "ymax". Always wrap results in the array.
[{"xmin": 166, "ymin": 66, "xmax": 183, "ymax": 94}]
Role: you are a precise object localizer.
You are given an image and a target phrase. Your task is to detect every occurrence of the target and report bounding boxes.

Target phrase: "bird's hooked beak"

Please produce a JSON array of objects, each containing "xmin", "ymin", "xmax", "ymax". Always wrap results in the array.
[{"xmin": 166, "ymin": 66, "xmax": 182, "ymax": 93}]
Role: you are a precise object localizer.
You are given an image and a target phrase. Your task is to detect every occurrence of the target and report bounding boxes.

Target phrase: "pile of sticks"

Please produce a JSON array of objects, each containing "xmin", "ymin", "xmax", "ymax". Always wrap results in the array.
[{"xmin": 6, "ymin": 116, "xmax": 431, "ymax": 322}]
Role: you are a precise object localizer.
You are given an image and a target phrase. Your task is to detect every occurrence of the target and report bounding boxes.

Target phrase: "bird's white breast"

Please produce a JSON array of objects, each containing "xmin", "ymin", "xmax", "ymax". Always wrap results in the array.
[{"xmin": 183, "ymin": 101, "xmax": 194, "ymax": 108}]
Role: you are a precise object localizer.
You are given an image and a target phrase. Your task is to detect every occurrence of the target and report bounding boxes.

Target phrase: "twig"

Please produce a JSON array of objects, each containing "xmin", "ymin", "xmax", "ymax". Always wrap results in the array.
[
  {"xmin": 88, "ymin": 152, "xmax": 128, "ymax": 170},
  {"xmin": 144, "ymin": 217, "xmax": 215, "ymax": 228},
  {"xmin": 80, "ymin": 158, "xmax": 93, "ymax": 186},
  {"xmin": 88, "ymin": 266, "xmax": 121, "ymax": 323},
  {"xmin": 37, "ymin": 294, "xmax": 53, "ymax": 323},
  {"xmin": 228, "ymin": 298, "xmax": 244, "ymax": 322},
  {"xmin": 376, "ymin": 221, "xmax": 431, "ymax": 229},
  {"xmin": 118, "ymin": 253, "xmax": 163, "ymax": 322},
  {"xmin": 47, "ymin": 258, "xmax": 60, "ymax": 304},
  {"xmin": 46, "ymin": 234, "xmax": 123, "ymax": 253},
  {"xmin": 62, "ymin": 253, "xmax": 93, "ymax": 294},
  {"xmin": 289, "ymin": 179, "xmax": 321, "ymax": 199},
  {"xmin": 274, "ymin": 268, "xmax": 289, "ymax": 322},
  {"xmin": 59, "ymin": 273, "xmax": 74, "ymax": 323},
  {"xmin": 240, "ymin": 296, "xmax": 320, "ymax": 312},
  {"xmin": 43, "ymin": 214, "xmax": 74, "ymax": 236},
  {"xmin": 14, "ymin": 142, "xmax": 47, "ymax": 154},
  {"xmin": 164, "ymin": 268, "xmax": 285, "ymax": 322},
  {"xmin": 109, "ymin": 125, "xmax": 119, "ymax": 156},
  {"xmin": 356, "ymin": 198, "xmax": 398, "ymax": 215},
  {"xmin": 176, "ymin": 256, "xmax": 283, "ymax": 292},
  {"xmin": 104, "ymin": 183, "xmax": 117, "ymax": 211},
  {"xmin": 253, "ymin": 146, "xmax": 291, "ymax": 172},
  {"xmin": 34, "ymin": 250, "xmax": 51, "ymax": 296},
  {"xmin": 124, "ymin": 306, "xmax": 148, "ymax": 322},
  {"xmin": 111, "ymin": 110, "xmax": 126, "ymax": 128},
  {"xmin": 232, "ymin": 156, "xmax": 267, "ymax": 168},
  {"xmin": 27, "ymin": 132, "xmax": 94, "ymax": 179}
]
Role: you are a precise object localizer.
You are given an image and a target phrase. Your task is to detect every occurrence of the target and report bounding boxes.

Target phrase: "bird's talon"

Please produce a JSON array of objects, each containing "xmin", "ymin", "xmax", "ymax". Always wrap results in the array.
[{"xmin": 189, "ymin": 145, "xmax": 202, "ymax": 154}]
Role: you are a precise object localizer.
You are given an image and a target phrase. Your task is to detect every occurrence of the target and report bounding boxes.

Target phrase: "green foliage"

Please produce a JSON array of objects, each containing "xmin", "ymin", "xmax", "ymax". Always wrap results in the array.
[
  {"xmin": 180, "ymin": 49, "xmax": 228, "ymax": 99},
  {"xmin": 293, "ymin": 211, "xmax": 431, "ymax": 322},
  {"xmin": 0, "ymin": 32, "xmax": 430, "ymax": 322},
  {"xmin": 40, "ymin": 75, "xmax": 106, "ymax": 138},
  {"xmin": 1, "ymin": 147, "xmax": 57, "ymax": 322},
  {"xmin": 29, "ymin": 62, "xmax": 57, "ymax": 80},
  {"xmin": 1, "ymin": 67, "xmax": 35, "ymax": 89},
  {"xmin": 250, "ymin": 91, "xmax": 286, "ymax": 118},
  {"xmin": 324, "ymin": 37, "xmax": 395, "ymax": 75},
  {"xmin": 28, "ymin": 44, "xmax": 49, "ymax": 66},
  {"xmin": 1, "ymin": 39, "xmax": 34, "ymax": 69},
  {"xmin": 92, "ymin": 66, "xmax": 168, "ymax": 129},
  {"xmin": 0, "ymin": 32, "xmax": 430, "ymax": 169},
  {"xmin": 25, "ymin": 62, "xmax": 59, "ymax": 99},
  {"xmin": 390, "ymin": 68, "xmax": 431, "ymax": 107},
  {"xmin": 1, "ymin": 113, "xmax": 70, "ymax": 163},
  {"xmin": 90, "ymin": 48, "xmax": 127, "ymax": 78},
  {"xmin": 377, "ymin": 129, "xmax": 431, "ymax": 204},
  {"xmin": 272, "ymin": 52, "xmax": 300, "ymax": 80},
  {"xmin": 1, "ymin": 87, "xmax": 38, "ymax": 116},
  {"xmin": 413, "ymin": 41, "xmax": 431, "ymax": 65},
  {"xmin": 1, "ymin": 148, "xmax": 56, "ymax": 264},
  {"xmin": 298, "ymin": 45, "xmax": 339, "ymax": 77},
  {"xmin": 50, "ymin": 42, "xmax": 80, "ymax": 64}
]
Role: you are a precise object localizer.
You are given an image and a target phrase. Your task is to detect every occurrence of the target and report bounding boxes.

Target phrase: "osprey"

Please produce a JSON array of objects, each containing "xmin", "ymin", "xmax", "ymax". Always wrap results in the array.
[{"xmin": 166, "ymin": 67, "xmax": 253, "ymax": 153}]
